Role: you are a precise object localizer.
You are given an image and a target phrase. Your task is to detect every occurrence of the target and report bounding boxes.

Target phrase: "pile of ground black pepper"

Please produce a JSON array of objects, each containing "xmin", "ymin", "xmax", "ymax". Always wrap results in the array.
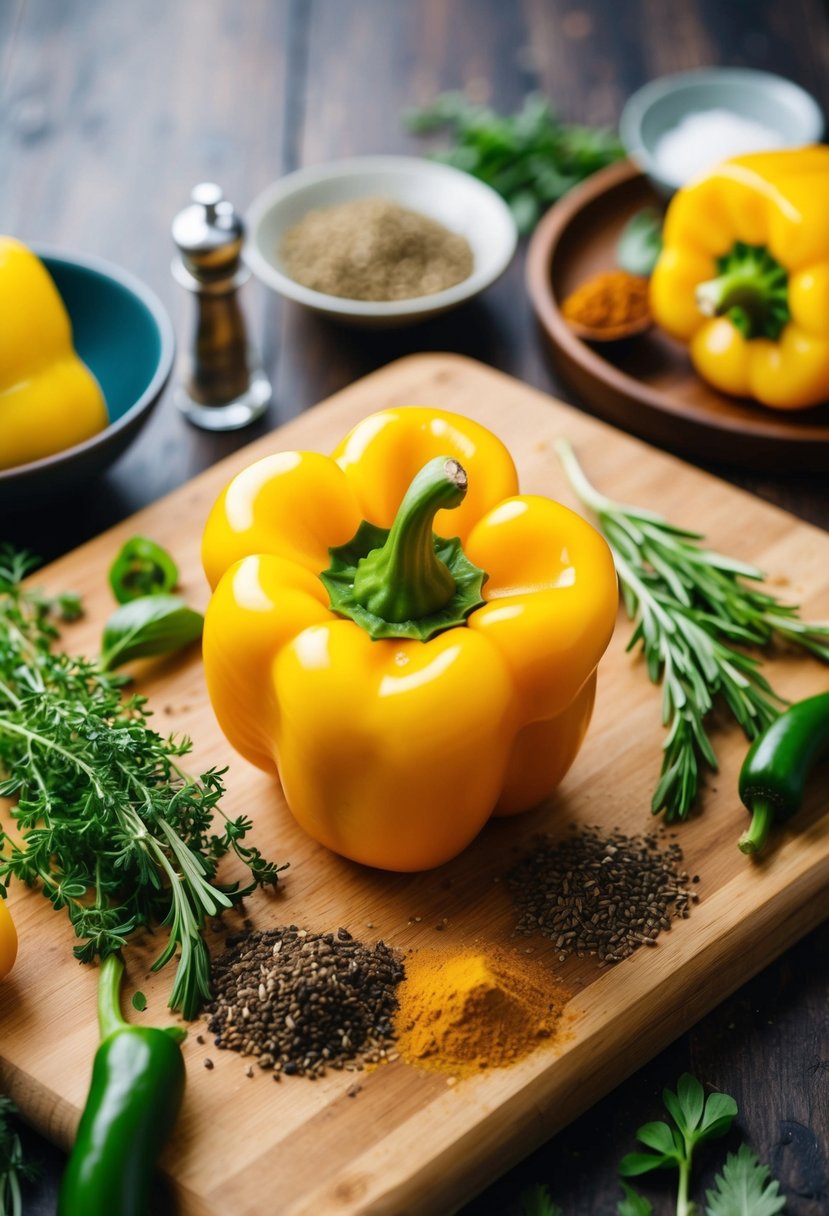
[
  {"xmin": 506, "ymin": 826, "xmax": 697, "ymax": 964},
  {"xmin": 206, "ymin": 926, "xmax": 405, "ymax": 1078},
  {"xmin": 280, "ymin": 197, "xmax": 474, "ymax": 301}
]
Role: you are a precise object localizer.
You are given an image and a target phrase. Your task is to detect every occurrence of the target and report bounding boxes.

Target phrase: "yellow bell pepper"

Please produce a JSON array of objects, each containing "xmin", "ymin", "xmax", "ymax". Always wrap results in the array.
[
  {"xmin": 0, "ymin": 897, "xmax": 17, "ymax": 979},
  {"xmin": 202, "ymin": 407, "xmax": 617, "ymax": 871},
  {"xmin": 650, "ymin": 146, "xmax": 829, "ymax": 409},
  {"xmin": 0, "ymin": 236, "xmax": 107, "ymax": 470}
]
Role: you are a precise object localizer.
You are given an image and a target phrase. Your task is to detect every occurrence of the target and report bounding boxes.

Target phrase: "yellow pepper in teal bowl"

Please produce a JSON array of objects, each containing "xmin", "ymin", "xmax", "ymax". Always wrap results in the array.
[
  {"xmin": 0, "ymin": 237, "xmax": 107, "ymax": 469},
  {"xmin": 651, "ymin": 146, "xmax": 829, "ymax": 409},
  {"xmin": 202, "ymin": 408, "xmax": 618, "ymax": 871}
]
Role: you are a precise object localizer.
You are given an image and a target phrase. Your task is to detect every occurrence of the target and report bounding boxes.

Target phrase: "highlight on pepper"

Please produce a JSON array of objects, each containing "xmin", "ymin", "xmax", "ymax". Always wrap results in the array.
[
  {"xmin": 201, "ymin": 407, "xmax": 618, "ymax": 872},
  {"xmin": 0, "ymin": 236, "xmax": 108, "ymax": 470},
  {"xmin": 650, "ymin": 146, "xmax": 829, "ymax": 410}
]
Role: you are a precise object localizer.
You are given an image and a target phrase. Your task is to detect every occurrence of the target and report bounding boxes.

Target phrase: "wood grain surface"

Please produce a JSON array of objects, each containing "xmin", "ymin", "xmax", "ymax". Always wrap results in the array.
[
  {"xmin": 2, "ymin": 354, "xmax": 828, "ymax": 1216},
  {"xmin": 2, "ymin": 2, "xmax": 829, "ymax": 1212}
]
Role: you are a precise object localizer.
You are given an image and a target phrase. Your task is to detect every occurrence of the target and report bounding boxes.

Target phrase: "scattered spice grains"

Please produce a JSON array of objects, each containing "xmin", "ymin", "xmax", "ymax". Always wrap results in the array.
[
  {"xmin": 206, "ymin": 925, "xmax": 404, "ymax": 1078},
  {"xmin": 394, "ymin": 948, "xmax": 568, "ymax": 1079},
  {"xmin": 280, "ymin": 197, "xmax": 474, "ymax": 301},
  {"xmin": 507, "ymin": 826, "xmax": 694, "ymax": 964}
]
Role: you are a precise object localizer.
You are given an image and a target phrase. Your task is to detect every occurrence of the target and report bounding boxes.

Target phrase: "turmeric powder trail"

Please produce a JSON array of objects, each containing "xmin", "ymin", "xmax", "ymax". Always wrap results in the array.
[{"xmin": 394, "ymin": 948, "xmax": 568, "ymax": 1079}]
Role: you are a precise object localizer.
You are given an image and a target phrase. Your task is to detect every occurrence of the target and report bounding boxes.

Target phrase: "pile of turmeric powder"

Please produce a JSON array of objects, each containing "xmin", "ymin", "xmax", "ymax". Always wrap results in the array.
[
  {"xmin": 394, "ymin": 948, "xmax": 567, "ymax": 1078},
  {"xmin": 561, "ymin": 269, "xmax": 650, "ymax": 332}
]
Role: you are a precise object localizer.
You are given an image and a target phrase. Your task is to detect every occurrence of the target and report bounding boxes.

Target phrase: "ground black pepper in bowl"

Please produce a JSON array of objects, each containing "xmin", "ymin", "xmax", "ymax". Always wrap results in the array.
[
  {"xmin": 279, "ymin": 197, "xmax": 474, "ymax": 301},
  {"xmin": 506, "ymin": 826, "xmax": 696, "ymax": 964},
  {"xmin": 206, "ymin": 925, "xmax": 405, "ymax": 1078}
]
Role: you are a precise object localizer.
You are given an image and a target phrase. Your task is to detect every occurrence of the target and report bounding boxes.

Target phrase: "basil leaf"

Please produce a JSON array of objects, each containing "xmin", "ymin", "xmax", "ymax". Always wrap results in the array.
[
  {"xmin": 617, "ymin": 208, "xmax": 663, "ymax": 277},
  {"xmin": 109, "ymin": 536, "xmax": 179, "ymax": 603},
  {"xmin": 100, "ymin": 595, "xmax": 203, "ymax": 671}
]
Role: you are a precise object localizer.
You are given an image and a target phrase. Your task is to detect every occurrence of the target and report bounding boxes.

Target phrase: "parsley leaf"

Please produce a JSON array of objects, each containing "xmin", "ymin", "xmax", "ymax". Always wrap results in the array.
[{"xmin": 704, "ymin": 1144, "xmax": 786, "ymax": 1216}]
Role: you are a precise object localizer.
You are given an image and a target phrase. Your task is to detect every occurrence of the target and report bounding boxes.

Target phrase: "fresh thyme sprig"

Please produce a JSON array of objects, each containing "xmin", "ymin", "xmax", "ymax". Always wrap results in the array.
[
  {"xmin": 556, "ymin": 442, "xmax": 829, "ymax": 821},
  {"xmin": 0, "ymin": 546, "xmax": 286, "ymax": 1019}
]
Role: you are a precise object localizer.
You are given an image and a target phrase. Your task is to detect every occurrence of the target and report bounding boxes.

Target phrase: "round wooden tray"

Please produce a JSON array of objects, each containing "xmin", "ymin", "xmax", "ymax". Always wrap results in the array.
[{"xmin": 526, "ymin": 160, "xmax": 829, "ymax": 471}]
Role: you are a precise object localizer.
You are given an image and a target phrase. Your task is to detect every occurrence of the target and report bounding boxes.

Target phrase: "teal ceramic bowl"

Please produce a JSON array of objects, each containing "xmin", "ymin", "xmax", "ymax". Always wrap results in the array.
[
  {"xmin": 620, "ymin": 68, "xmax": 824, "ymax": 196},
  {"xmin": 0, "ymin": 246, "xmax": 175, "ymax": 507}
]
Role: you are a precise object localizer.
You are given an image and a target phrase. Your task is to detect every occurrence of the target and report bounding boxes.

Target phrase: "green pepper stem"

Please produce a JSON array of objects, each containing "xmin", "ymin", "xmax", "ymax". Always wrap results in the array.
[
  {"xmin": 97, "ymin": 953, "xmax": 128, "ymax": 1041},
  {"xmin": 352, "ymin": 456, "xmax": 467, "ymax": 622},
  {"xmin": 738, "ymin": 797, "xmax": 776, "ymax": 855},
  {"xmin": 696, "ymin": 242, "xmax": 789, "ymax": 341}
]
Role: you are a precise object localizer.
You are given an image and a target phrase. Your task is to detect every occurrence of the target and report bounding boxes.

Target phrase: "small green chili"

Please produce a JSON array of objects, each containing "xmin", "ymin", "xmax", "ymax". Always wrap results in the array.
[
  {"xmin": 738, "ymin": 692, "xmax": 829, "ymax": 855},
  {"xmin": 109, "ymin": 536, "xmax": 178, "ymax": 603},
  {"xmin": 58, "ymin": 954, "xmax": 186, "ymax": 1216}
]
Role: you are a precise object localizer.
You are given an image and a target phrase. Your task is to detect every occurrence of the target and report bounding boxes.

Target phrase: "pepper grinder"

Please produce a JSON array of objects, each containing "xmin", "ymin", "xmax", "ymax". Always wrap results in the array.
[{"xmin": 171, "ymin": 182, "xmax": 272, "ymax": 430}]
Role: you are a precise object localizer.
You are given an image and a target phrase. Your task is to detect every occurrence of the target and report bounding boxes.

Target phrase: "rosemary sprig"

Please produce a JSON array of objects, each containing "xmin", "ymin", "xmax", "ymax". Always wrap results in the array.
[
  {"xmin": 556, "ymin": 442, "xmax": 829, "ymax": 820},
  {"xmin": 0, "ymin": 546, "xmax": 287, "ymax": 1018}
]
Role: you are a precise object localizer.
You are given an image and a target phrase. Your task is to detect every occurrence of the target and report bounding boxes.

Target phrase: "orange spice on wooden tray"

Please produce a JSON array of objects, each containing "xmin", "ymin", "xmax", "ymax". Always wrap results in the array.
[
  {"xmin": 561, "ymin": 269, "xmax": 651, "ymax": 340},
  {"xmin": 394, "ymin": 947, "xmax": 568, "ymax": 1078}
]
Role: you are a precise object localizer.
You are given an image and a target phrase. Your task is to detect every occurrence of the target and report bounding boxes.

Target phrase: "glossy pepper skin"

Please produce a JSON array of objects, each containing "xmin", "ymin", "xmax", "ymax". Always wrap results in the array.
[
  {"xmin": 202, "ymin": 407, "xmax": 617, "ymax": 872},
  {"xmin": 0, "ymin": 897, "xmax": 17, "ymax": 979},
  {"xmin": 650, "ymin": 147, "xmax": 829, "ymax": 409},
  {"xmin": 58, "ymin": 954, "xmax": 186, "ymax": 1216},
  {"xmin": 0, "ymin": 236, "xmax": 107, "ymax": 470}
]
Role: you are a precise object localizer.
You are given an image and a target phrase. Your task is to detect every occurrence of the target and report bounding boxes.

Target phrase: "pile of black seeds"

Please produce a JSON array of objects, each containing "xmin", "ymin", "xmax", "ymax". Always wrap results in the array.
[
  {"xmin": 506, "ymin": 826, "xmax": 696, "ymax": 964},
  {"xmin": 206, "ymin": 926, "xmax": 405, "ymax": 1078}
]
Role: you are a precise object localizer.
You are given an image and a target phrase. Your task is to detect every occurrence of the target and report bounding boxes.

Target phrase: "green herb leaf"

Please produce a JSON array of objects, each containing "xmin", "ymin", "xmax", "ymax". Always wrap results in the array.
[
  {"xmin": 618, "ymin": 1152, "xmax": 673, "ymax": 1177},
  {"xmin": 520, "ymin": 1183, "xmax": 562, "ymax": 1216},
  {"xmin": 132, "ymin": 991, "xmax": 148, "ymax": 1012},
  {"xmin": 699, "ymin": 1092, "xmax": 739, "ymax": 1141},
  {"xmin": 704, "ymin": 1144, "xmax": 786, "ymax": 1216},
  {"xmin": 617, "ymin": 1181, "xmax": 654, "ymax": 1216},
  {"xmin": 100, "ymin": 595, "xmax": 203, "ymax": 670},
  {"xmin": 676, "ymin": 1074, "xmax": 706, "ymax": 1133},
  {"xmin": 405, "ymin": 92, "xmax": 624, "ymax": 234},
  {"xmin": 617, "ymin": 208, "xmax": 663, "ymax": 276},
  {"xmin": 109, "ymin": 536, "xmax": 179, "ymax": 603},
  {"xmin": 636, "ymin": 1121, "xmax": 680, "ymax": 1157}
]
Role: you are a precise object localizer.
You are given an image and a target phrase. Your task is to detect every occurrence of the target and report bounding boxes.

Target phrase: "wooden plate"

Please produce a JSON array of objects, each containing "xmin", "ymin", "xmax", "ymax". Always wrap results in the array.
[{"xmin": 526, "ymin": 160, "xmax": 829, "ymax": 471}]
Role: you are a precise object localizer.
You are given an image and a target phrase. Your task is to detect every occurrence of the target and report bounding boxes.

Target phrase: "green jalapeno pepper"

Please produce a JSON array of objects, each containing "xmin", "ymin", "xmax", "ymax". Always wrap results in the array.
[
  {"xmin": 738, "ymin": 691, "xmax": 829, "ymax": 855},
  {"xmin": 58, "ymin": 954, "xmax": 186, "ymax": 1216},
  {"xmin": 109, "ymin": 536, "xmax": 179, "ymax": 603}
]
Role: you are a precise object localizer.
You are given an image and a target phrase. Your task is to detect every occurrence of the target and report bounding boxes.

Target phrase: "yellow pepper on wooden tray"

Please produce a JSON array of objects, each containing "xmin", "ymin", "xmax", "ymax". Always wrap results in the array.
[
  {"xmin": 0, "ymin": 237, "xmax": 107, "ymax": 470},
  {"xmin": 650, "ymin": 146, "xmax": 829, "ymax": 409},
  {"xmin": 0, "ymin": 898, "xmax": 17, "ymax": 979},
  {"xmin": 202, "ymin": 408, "xmax": 617, "ymax": 871}
]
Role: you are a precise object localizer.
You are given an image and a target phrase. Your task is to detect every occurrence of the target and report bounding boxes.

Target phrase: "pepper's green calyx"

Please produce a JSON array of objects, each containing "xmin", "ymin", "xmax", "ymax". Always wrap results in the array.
[
  {"xmin": 738, "ymin": 691, "xmax": 829, "ymax": 855},
  {"xmin": 696, "ymin": 242, "xmax": 790, "ymax": 341},
  {"xmin": 58, "ymin": 954, "xmax": 186, "ymax": 1216},
  {"xmin": 321, "ymin": 456, "xmax": 487, "ymax": 641}
]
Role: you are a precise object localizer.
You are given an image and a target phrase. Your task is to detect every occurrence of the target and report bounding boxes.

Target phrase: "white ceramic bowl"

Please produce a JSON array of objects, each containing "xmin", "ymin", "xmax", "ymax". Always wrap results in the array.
[
  {"xmin": 245, "ymin": 156, "xmax": 518, "ymax": 327},
  {"xmin": 620, "ymin": 68, "xmax": 824, "ymax": 197}
]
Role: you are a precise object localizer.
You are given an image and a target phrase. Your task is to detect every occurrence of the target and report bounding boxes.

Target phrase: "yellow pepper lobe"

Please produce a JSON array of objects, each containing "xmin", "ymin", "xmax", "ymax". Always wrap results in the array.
[
  {"xmin": 0, "ymin": 237, "xmax": 108, "ymax": 469},
  {"xmin": 650, "ymin": 146, "xmax": 829, "ymax": 409},
  {"xmin": 202, "ymin": 407, "xmax": 618, "ymax": 871}
]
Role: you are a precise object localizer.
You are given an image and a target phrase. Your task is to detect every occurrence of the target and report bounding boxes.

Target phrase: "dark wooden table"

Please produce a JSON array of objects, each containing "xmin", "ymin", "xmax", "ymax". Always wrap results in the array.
[{"xmin": 2, "ymin": 2, "xmax": 828, "ymax": 1212}]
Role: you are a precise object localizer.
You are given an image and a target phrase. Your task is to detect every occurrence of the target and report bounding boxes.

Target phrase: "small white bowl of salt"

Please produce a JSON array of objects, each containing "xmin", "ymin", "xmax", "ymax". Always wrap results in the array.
[{"xmin": 620, "ymin": 67, "xmax": 823, "ymax": 196}]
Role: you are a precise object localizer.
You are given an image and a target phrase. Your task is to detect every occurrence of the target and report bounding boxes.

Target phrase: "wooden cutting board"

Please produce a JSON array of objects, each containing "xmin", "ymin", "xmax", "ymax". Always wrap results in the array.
[{"xmin": 2, "ymin": 354, "xmax": 828, "ymax": 1216}]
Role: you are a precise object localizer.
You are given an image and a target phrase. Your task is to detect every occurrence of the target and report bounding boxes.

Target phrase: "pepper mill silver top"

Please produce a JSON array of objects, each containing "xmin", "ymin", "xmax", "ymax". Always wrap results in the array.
[{"xmin": 171, "ymin": 183, "xmax": 271, "ymax": 431}]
